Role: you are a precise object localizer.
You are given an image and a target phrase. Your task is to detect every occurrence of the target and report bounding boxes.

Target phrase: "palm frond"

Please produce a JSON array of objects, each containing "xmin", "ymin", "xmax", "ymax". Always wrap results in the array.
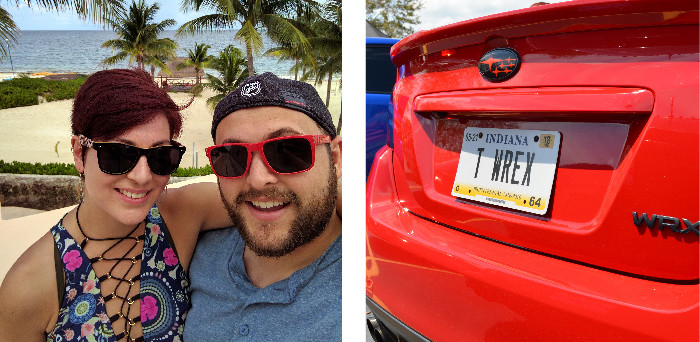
[
  {"xmin": 176, "ymin": 14, "xmax": 236, "ymax": 36},
  {"xmin": 235, "ymin": 20, "xmax": 264, "ymax": 56},
  {"xmin": 25, "ymin": 0, "xmax": 125, "ymax": 26},
  {"xmin": 101, "ymin": 51, "xmax": 130, "ymax": 65},
  {"xmin": 0, "ymin": 6, "xmax": 19, "ymax": 58}
]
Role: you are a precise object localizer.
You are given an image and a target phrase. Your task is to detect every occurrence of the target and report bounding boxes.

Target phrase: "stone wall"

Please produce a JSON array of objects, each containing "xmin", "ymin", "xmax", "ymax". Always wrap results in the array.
[
  {"xmin": 0, "ymin": 174, "xmax": 80, "ymax": 211},
  {"xmin": 0, "ymin": 174, "xmax": 193, "ymax": 211}
]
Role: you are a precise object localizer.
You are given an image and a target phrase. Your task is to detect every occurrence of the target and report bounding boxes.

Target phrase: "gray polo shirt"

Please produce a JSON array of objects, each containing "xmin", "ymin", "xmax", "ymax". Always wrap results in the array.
[{"xmin": 183, "ymin": 227, "xmax": 342, "ymax": 341}]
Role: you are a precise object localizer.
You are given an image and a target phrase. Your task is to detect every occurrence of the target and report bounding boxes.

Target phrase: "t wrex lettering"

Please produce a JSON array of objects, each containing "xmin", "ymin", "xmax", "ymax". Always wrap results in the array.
[{"xmin": 489, "ymin": 149, "xmax": 535, "ymax": 186}]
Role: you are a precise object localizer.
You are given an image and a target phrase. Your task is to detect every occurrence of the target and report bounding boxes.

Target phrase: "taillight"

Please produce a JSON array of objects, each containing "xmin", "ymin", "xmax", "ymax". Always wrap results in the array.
[{"xmin": 441, "ymin": 49, "xmax": 455, "ymax": 57}]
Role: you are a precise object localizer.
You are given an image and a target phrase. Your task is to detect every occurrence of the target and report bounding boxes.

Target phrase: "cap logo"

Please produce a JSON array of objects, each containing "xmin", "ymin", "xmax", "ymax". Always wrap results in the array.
[
  {"xmin": 281, "ymin": 90, "xmax": 307, "ymax": 107},
  {"xmin": 479, "ymin": 48, "xmax": 521, "ymax": 82},
  {"xmin": 241, "ymin": 81, "xmax": 261, "ymax": 97}
]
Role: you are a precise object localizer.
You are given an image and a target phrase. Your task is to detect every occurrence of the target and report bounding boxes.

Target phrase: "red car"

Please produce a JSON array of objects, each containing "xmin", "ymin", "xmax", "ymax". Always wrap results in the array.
[{"xmin": 366, "ymin": 0, "xmax": 699, "ymax": 341}]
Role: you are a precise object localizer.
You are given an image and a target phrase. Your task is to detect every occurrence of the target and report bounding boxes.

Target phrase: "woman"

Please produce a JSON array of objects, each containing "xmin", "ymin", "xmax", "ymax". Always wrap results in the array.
[{"xmin": 0, "ymin": 69, "xmax": 231, "ymax": 341}]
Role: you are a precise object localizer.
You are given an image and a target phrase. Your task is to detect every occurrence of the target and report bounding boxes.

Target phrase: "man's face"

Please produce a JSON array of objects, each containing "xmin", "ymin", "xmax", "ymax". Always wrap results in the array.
[{"xmin": 215, "ymin": 106, "xmax": 341, "ymax": 257}]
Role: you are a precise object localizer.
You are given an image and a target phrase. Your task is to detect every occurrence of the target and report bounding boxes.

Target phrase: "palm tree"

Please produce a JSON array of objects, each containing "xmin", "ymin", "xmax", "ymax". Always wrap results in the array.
[
  {"xmin": 264, "ymin": 44, "xmax": 309, "ymax": 81},
  {"xmin": 204, "ymin": 45, "xmax": 248, "ymax": 108},
  {"xmin": 177, "ymin": 42, "xmax": 213, "ymax": 86},
  {"xmin": 293, "ymin": 0, "xmax": 340, "ymax": 131},
  {"xmin": 306, "ymin": 0, "xmax": 341, "ymax": 107},
  {"xmin": 101, "ymin": 0, "xmax": 177, "ymax": 72},
  {"xmin": 264, "ymin": 0, "xmax": 319, "ymax": 81},
  {"xmin": 178, "ymin": 0, "xmax": 311, "ymax": 77}
]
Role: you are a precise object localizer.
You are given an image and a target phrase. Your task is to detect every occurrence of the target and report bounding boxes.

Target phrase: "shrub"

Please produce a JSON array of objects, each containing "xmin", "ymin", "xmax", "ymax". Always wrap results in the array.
[
  {"xmin": 0, "ymin": 76, "xmax": 87, "ymax": 109},
  {"xmin": 0, "ymin": 160, "xmax": 79, "ymax": 175},
  {"xmin": 172, "ymin": 165, "xmax": 213, "ymax": 177},
  {"xmin": 0, "ymin": 86, "xmax": 39, "ymax": 109},
  {"xmin": 0, "ymin": 159, "xmax": 213, "ymax": 177},
  {"xmin": 44, "ymin": 77, "xmax": 87, "ymax": 101}
]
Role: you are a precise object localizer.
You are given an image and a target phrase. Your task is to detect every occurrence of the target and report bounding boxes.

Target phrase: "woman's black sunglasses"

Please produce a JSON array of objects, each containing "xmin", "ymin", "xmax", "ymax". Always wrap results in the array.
[
  {"xmin": 78, "ymin": 135, "xmax": 186, "ymax": 176},
  {"xmin": 205, "ymin": 135, "xmax": 331, "ymax": 178}
]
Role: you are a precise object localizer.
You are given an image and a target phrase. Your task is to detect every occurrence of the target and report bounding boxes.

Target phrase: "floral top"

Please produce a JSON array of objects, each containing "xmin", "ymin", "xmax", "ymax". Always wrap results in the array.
[{"xmin": 47, "ymin": 205, "xmax": 190, "ymax": 342}]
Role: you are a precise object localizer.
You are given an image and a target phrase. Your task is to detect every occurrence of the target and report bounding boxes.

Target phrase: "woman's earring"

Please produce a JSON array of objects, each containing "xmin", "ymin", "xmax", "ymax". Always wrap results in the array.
[
  {"xmin": 158, "ymin": 184, "xmax": 168, "ymax": 202},
  {"xmin": 77, "ymin": 172, "xmax": 85, "ymax": 202}
]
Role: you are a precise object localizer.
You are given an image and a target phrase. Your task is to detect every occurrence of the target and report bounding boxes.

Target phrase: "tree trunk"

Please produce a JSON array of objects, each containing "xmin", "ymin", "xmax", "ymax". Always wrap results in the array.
[
  {"xmin": 294, "ymin": 59, "xmax": 299, "ymax": 81},
  {"xmin": 246, "ymin": 42, "xmax": 255, "ymax": 77},
  {"xmin": 337, "ymin": 96, "xmax": 342, "ymax": 134},
  {"xmin": 325, "ymin": 73, "xmax": 332, "ymax": 107}
]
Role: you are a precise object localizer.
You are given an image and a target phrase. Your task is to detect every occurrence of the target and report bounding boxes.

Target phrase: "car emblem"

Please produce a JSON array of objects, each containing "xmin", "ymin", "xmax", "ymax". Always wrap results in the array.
[{"xmin": 479, "ymin": 48, "xmax": 521, "ymax": 82}]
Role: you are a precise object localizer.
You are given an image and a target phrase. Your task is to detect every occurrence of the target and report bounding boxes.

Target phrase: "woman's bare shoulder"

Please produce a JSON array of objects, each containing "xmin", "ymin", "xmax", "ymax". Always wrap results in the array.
[
  {"xmin": 0, "ymin": 231, "xmax": 58, "ymax": 338},
  {"xmin": 156, "ymin": 181, "xmax": 231, "ymax": 270},
  {"xmin": 159, "ymin": 181, "xmax": 229, "ymax": 231},
  {"xmin": 3, "ymin": 231, "xmax": 57, "ymax": 286}
]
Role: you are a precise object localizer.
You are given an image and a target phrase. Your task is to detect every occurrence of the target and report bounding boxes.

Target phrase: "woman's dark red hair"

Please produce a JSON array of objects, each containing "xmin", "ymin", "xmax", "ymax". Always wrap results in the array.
[{"xmin": 71, "ymin": 68, "xmax": 183, "ymax": 141}]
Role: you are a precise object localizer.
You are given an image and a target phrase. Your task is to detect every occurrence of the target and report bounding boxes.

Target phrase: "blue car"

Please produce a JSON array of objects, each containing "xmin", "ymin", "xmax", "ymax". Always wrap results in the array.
[{"xmin": 366, "ymin": 37, "xmax": 400, "ymax": 177}]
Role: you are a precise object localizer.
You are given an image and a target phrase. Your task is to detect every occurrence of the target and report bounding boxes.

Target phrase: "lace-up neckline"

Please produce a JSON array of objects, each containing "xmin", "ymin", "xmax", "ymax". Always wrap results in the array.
[{"xmin": 76, "ymin": 202, "xmax": 146, "ymax": 342}]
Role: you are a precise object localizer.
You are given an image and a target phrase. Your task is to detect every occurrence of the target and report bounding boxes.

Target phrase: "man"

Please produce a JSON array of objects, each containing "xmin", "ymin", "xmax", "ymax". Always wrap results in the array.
[{"xmin": 184, "ymin": 73, "xmax": 342, "ymax": 341}]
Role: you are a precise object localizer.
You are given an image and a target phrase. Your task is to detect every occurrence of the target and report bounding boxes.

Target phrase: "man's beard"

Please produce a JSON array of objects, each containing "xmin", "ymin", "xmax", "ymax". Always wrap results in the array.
[{"xmin": 218, "ymin": 163, "xmax": 338, "ymax": 258}]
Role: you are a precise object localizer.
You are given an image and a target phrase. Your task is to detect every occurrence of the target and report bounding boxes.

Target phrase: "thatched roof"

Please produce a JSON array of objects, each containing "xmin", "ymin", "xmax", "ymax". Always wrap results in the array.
[{"xmin": 158, "ymin": 57, "xmax": 200, "ymax": 78}]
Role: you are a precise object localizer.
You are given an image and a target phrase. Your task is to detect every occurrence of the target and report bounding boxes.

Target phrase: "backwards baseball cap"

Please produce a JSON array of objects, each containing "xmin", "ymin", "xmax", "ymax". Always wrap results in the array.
[{"xmin": 212, "ymin": 72, "xmax": 337, "ymax": 140}]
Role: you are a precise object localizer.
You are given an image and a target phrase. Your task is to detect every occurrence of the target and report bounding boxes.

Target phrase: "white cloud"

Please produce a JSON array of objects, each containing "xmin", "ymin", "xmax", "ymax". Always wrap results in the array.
[{"xmin": 415, "ymin": 0, "xmax": 568, "ymax": 32}]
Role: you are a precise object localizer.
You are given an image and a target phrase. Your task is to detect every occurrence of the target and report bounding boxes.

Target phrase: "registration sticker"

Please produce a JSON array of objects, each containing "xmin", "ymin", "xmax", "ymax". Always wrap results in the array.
[{"xmin": 451, "ymin": 127, "xmax": 561, "ymax": 215}]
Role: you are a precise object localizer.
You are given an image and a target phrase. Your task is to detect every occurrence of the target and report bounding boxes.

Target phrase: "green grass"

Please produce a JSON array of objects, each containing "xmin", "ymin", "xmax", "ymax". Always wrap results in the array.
[
  {"xmin": 0, "ymin": 160, "xmax": 213, "ymax": 177},
  {"xmin": 0, "ymin": 76, "xmax": 88, "ymax": 109}
]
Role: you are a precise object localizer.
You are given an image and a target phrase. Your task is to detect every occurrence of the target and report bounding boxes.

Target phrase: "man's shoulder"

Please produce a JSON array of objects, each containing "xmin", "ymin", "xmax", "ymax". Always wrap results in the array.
[
  {"xmin": 298, "ymin": 235, "xmax": 342, "ymax": 301},
  {"xmin": 191, "ymin": 226, "xmax": 241, "ymax": 270},
  {"xmin": 316, "ymin": 233, "xmax": 342, "ymax": 270}
]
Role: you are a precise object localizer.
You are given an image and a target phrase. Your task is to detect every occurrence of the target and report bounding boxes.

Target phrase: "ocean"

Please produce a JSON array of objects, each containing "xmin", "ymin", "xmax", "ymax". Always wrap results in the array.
[{"xmin": 0, "ymin": 30, "xmax": 295, "ymax": 76}]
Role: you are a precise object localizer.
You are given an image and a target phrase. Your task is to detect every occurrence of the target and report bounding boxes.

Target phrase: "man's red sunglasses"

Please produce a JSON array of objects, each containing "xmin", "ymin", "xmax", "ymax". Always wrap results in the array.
[{"xmin": 205, "ymin": 135, "xmax": 331, "ymax": 178}]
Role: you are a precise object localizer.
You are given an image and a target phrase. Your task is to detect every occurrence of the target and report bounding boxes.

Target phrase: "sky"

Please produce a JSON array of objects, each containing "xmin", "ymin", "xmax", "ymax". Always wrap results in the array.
[
  {"xmin": 415, "ymin": 0, "xmax": 567, "ymax": 32},
  {"xmin": 6, "ymin": 1, "xmax": 216, "ymax": 30}
]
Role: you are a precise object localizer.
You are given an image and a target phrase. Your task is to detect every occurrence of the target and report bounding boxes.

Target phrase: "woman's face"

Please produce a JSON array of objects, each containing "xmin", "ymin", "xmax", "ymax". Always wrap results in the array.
[{"xmin": 75, "ymin": 113, "xmax": 173, "ymax": 227}]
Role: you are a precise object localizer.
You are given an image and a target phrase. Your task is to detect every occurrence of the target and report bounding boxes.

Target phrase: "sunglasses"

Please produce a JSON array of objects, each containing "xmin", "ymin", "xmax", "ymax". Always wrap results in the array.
[
  {"xmin": 205, "ymin": 135, "xmax": 331, "ymax": 178},
  {"xmin": 79, "ymin": 135, "xmax": 186, "ymax": 176}
]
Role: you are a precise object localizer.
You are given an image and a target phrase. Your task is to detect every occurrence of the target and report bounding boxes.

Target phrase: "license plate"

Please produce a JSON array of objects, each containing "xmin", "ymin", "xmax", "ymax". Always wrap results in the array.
[{"xmin": 451, "ymin": 127, "xmax": 561, "ymax": 215}]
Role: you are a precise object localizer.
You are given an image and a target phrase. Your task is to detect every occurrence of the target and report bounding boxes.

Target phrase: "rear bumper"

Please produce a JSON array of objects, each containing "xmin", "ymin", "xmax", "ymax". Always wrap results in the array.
[
  {"xmin": 367, "ymin": 296, "xmax": 430, "ymax": 342},
  {"xmin": 366, "ymin": 146, "xmax": 699, "ymax": 341}
]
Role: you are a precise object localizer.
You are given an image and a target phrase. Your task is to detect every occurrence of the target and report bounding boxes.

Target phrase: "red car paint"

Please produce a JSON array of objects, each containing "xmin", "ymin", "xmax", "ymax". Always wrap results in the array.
[{"xmin": 366, "ymin": 0, "xmax": 699, "ymax": 341}]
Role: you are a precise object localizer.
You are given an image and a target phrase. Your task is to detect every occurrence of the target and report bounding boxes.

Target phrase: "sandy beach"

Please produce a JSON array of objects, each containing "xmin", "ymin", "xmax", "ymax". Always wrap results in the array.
[{"xmin": 0, "ymin": 73, "xmax": 342, "ymax": 168}]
